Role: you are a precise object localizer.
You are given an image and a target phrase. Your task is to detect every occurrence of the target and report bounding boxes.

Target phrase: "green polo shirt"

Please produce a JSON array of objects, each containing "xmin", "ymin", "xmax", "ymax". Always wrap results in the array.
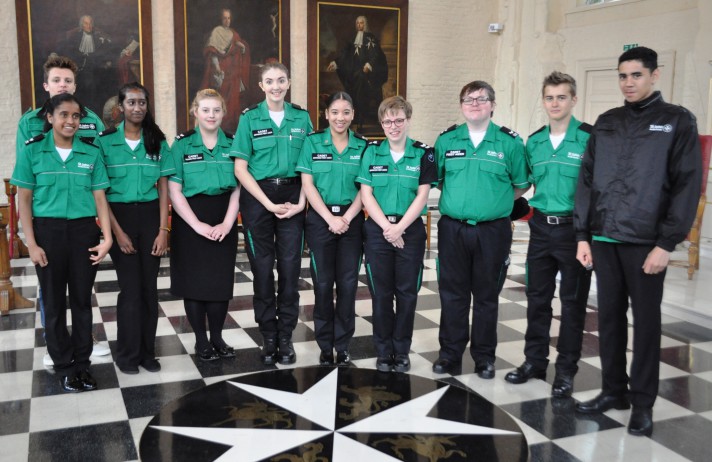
[
  {"xmin": 16, "ymin": 106, "xmax": 105, "ymax": 157},
  {"xmin": 11, "ymin": 131, "xmax": 109, "ymax": 219},
  {"xmin": 526, "ymin": 117, "xmax": 591, "ymax": 216},
  {"xmin": 295, "ymin": 129, "xmax": 367, "ymax": 205},
  {"xmin": 98, "ymin": 122, "xmax": 176, "ymax": 203},
  {"xmin": 169, "ymin": 128, "xmax": 237, "ymax": 198},
  {"xmin": 436, "ymin": 121, "xmax": 530, "ymax": 224},
  {"xmin": 356, "ymin": 138, "xmax": 437, "ymax": 216},
  {"xmin": 230, "ymin": 101, "xmax": 313, "ymax": 180}
]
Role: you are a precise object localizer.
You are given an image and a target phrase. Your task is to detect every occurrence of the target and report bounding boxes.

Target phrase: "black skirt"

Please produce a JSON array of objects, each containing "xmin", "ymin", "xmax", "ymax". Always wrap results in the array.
[{"xmin": 170, "ymin": 193, "xmax": 238, "ymax": 301}]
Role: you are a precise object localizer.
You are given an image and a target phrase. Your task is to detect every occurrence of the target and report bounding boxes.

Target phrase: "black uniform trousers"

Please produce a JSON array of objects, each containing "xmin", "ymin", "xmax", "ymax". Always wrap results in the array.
[
  {"xmin": 240, "ymin": 182, "xmax": 305, "ymax": 340},
  {"xmin": 437, "ymin": 215, "xmax": 511, "ymax": 364},
  {"xmin": 108, "ymin": 200, "xmax": 161, "ymax": 369},
  {"xmin": 524, "ymin": 212, "xmax": 591, "ymax": 374},
  {"xmin": 591, "ymin": 241, "xmax": 666, "ymax": 408},
  {"xmin": 34, "ymin": 217, "xmax": 100, "ymax": 375},
  {"xmin": 305, "ymin": 209, "xmax": 364, "ymax": 352},
  {"xmin": 363, "ymin": 217, "xmax": 425, "ymax": 358}
]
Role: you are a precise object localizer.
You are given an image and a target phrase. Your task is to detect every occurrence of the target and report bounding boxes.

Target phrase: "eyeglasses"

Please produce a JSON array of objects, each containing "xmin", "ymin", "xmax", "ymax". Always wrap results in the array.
[
  {"xmin": 461, "ymin": 97, "xmax": 491, "ymax": 106},
  {"xmin": 381, "ymin": 118, "xmax": 406, "ymax": 128}
]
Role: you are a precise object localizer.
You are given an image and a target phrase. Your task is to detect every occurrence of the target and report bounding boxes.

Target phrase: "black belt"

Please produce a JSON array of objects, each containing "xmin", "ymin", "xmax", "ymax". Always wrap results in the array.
[
  {"xmin": 534, "ymin": 209, "xmax": 573, "ymax": 225},
  {"xmin": 385, "ymin": 215, "xmax": 403, "ymax": 224},
  {"xmin": 259, "ymin": 177, "xmax": 301, "ymax": 186},
  {"xmin": 326, "ymin": 204, "xmax": 350, "ymax": 216}
]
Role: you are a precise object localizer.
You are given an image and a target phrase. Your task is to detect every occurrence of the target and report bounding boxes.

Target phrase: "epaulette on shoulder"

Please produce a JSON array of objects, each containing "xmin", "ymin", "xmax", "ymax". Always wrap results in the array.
[
  {"xmin": 79, "ymin": 136, "xmax": 98, "ymax": 147},
  {"xmin": 307, "ymin": 129, "xmax": 325, "ymax": 137},
  {"xmin": 99, "ymin": 127, "xmax": 118, "ymax": 137},
  {"xmin": 25, "ymin": 133, "xmax": 45, "ymax": 145},
  {"xmin": 242, "ymin": 104, "xmax": 259, "ymax": 115},
  {"xmin": 291, "ymin": 103, "xmax": 307, "ymax": 112},
  {"xmin": 368, "ymin": 139, "xmax": 383, "ymax": 146},
  {"xmin": 412, "ymin": 140, "xmax": 431, "ymax": 149},
  {"xmin": 223, "ymin": 131, "xmax": 235, "ymax": 139},
  {"xmin": 578, "ymin": 122, "xmax": 592, "ymax": 134},
  {"xmin": 530, "ymin": 125, "xmax": 546, "ymax": 137},
  {"xmin": 439, "ymin": 124, "xmax": 457, "ymax": 135},
  {"xmin": 500, "ymin": 126, "xmax": 519, "ymax": 138},
  {"xmin": 175, "ymin": 129, "xmax": 195, "ymax": 141},
  {"xmin": 353, "ymin": 132, "xmax": 367, "ymax": 141}
]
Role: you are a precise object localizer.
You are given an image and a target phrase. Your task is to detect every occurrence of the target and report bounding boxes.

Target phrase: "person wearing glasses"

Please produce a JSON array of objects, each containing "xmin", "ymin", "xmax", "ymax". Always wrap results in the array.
[
  {"xmin": 432, "ymin": 80, "xmax": 530, "ymax": 378},
  {"xmin": 356, "ymin": 96, "xmax": 437, "ymax": 373},
  {"xmin": 504, "ymin": 72, "xmax": 592, "ymax": 397}
]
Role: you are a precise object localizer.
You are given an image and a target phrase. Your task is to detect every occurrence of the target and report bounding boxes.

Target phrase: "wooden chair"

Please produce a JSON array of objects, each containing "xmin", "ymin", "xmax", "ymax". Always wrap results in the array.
[{"xmin": 669, "ymin": 134, "xmax": 711, "ymax": 279}]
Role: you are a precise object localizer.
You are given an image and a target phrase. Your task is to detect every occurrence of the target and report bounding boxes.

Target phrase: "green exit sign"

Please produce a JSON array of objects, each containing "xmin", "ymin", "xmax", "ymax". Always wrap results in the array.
[{"xmin": 623, "ymin": 43, "xmax": 639, "ymax": 51}]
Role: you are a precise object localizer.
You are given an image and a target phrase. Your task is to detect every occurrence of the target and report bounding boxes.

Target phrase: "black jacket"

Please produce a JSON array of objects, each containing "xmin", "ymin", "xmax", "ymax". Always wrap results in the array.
[{"xmin": 574, "ymin": 91, "xmax": 702, "ymax": 251}]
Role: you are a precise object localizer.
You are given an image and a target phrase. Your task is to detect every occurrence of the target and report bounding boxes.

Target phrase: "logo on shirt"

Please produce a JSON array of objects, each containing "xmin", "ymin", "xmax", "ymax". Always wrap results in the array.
[
  {"xmin": 184, "ymin": 153, "xmax": 204, "ymax": 163},
  {"xmin": 567, "ymin": 152, "xmax": 583, "ymax": 160},
  {"xmin": 291, "ymin": 128, "xmax": 306, "ymax": 135},
  {"xmin": 252, "ymin": 128, "xmax": 274, "ymax": 138},
  {"xmin": 349, "ymin": 155, "xmax": 361, "ymax": 160},
  {"xmin": 78, "ymin": 123, "xmax": 96, "ymax": 130},
  {"xmin": 487, "ymin": 150, "xmax": 505, "ymax": 159},
  {"xmin": 312, "ymin": 153, "xmax": 333, "ymax": 161},
  {"xmin": 444, "ymin": 150, "xmax": 466, "ymax": 158},
  {"xmin": 649, "ymin": 124, "xmax": 673, "ymax": 133},
  {"xmin": 369, "ymin": 165, "xmax": 388, "ymax": 173},
  {"xmin": 77, "ymin": 162, "xmax": 94, "ymax": 170},
  {"xmin": 145, "ymin": 153, "xmax": 162, "ymax": 161},
  {"xmin": 406, "ymin": 165, "xmax": 420, "ymax": 172}
]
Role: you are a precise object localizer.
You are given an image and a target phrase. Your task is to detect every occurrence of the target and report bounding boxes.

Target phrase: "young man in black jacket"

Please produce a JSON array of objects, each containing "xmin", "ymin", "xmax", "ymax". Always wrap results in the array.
[{"xmin": 573, "ymin": 46, "xmax": 701, "ymax": 437}]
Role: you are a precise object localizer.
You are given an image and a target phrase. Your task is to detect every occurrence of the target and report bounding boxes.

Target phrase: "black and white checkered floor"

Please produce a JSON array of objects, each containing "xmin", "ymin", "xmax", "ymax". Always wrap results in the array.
[{"xmin": 2, "ymin": 217, "xmax": 712, "ymax": 461}]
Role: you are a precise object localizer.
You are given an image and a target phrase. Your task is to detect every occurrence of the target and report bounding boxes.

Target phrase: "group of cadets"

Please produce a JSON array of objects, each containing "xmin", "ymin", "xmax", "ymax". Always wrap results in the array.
[{"xmin": 12, "ymin": 47, "xmax": 701, "ymax": 438}]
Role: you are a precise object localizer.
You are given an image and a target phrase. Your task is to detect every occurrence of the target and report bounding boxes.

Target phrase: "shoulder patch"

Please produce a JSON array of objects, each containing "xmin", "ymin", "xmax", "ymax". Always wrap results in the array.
[
  {"xmin": 307, "ymin": 129, "xmax": 325, "ymax": 137},
  {"xmin": 439, "ymin": 124, "xmax": 458, "ymax": 135},
  {"xmin": 577, "ymin": 122, "xmax": 592, "ymax": 134},
  {"xmin": 530, "ymin": 125, "xmax": 546, "ymax": 137},
  {"xmin": 175, "ymin": 129, "xmax": 196, "ymax": 141},
  {"xmin": 99, "ymin": 127, "xmax": 118, "ymax": 137},
  {"xmin": 291, "ymin": 103, "xmax": 307, "ymax": 112},
  {"xmin": 353, "ymin": 132, "xmax": 367, "ymax": 141},
  {"xmin": 242, "ymin": 104, "xmax": 259, "ymax": 115},
  {"xmin": 412, "ymin": 140, "xmax": 431, "ymax": 149},
  {"xmin": 25, "ymin": 133, "xmax": 45, "ymax": 145},
  {"xmin": 368, "ymin": 139, "xmax": 384, "ymax": 146},
  {"xmin": 500, "ymin": 126, "xmax": 519, "ymax": 138},
  {"xmin": 79, "ymin": 136, "xmax": 98, "ymax": 146}
]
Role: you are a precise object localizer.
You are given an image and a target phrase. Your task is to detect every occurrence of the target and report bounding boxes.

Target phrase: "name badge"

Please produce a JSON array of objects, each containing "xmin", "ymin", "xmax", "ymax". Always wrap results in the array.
[
  {"xmin": 312, "ymin": 153, "xmax": 333, "ymax": 161},
  {"xmin": 445, "ymin": 150, "xmax": 466, "ymax": 158},
  {"xmin": 369, "ymin": 165, "xmax": 388, "ymax": 173},
  {"xmin": 252, "ymin": 128, "xmax": 274, "ymax": 138},
  {"xmin": 184, "ymin": 153, "xmax": 204, "ymax": 162}
]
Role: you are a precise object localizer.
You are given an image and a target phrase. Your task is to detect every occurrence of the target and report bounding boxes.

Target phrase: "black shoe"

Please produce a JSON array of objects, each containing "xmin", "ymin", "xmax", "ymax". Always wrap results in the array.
[
  {"xmin": 576, "ymin": 393, "xmax": 630, "ymax": 414},
  {"xmin": 336, "ymin": 351, "xmax": 350, "ymax": 366},
  {"xmin": 212, "ymin": 344, "xmax": 236, "ymax": 358},
  {"xmin": 505, "ymin": 362, "xmax": 546, "ymax": 384},
  {"xmin": 140, "ymin": 358, "xmax": 162, "ymax": 372},
  {"xmin": 118, "ymin": 364, "xmax": 139, "ymax": 375},
  {"xmin": 78, "ymin": 369, "xmax": 97, "ymax": 391},
  {"xmin": 261, "ymin": 338, "xmax": 277, "ymax": 365},
  {"xmin": 551, "ymin": 373, "xmax": 574, "ymax": 398},
  {"xmin": 60, "ymin": 375, "xmax": 84, "ymax": 393},
  {"xmin": 278, "ymin": 337, "xmax": 296, "ymax": 364},
  {"xmin": 394, "ymin": 354, "xmax": 410, "ymax": 373},
  {"xmin": 628, "ymin": 406, "xmax": 653, "ymax": 436},
  {"xmin": 196, "ymin": 345, "xmax": 220, "ymax": 362},
  {"xmin": 475, "ymin": 361, "xmax": 495, "ymax": 379},
  {"xmin": 376, "ymin": 356, "xmax": 394, "ymax": 372},
  {"xmin": 319, "ymin": 350, "xmax": 334, "ymax": 365},
  {"xmin": 432, "ymin": 358, "xmax": 461, "ymax": 374}
]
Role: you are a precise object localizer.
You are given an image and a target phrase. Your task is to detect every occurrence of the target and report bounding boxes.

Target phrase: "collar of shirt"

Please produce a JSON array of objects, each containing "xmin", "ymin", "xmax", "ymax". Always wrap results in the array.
[
  {"xmin": 374, "ymin": 138, "xmax": 415, "ymax": 158},
  {"xmin": 256, "ymin": 100, "xmax": 298, "ymax": 123}
]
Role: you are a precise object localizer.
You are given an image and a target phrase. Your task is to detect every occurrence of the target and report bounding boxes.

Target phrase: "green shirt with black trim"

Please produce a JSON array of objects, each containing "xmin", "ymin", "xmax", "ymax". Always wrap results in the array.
[
  {"xmin": 436, "ymin": 121, "xmax": 530, "ymax": 224},
  {"xmin": 230, "ymin": 101, "xmax": 313, "ymax": 180},
  {"xmin": 355, "ymin": 138, "xmax": 437, "ymax": 216},
  {"xmin": 10, "ymin": 132, "xmax": 109, "ymax": 219},
  {"xmin": 16, "ymin": 106, "xmax": 105, "ymax": 158},
  {"xmin": 169, "ymin": 128, "xmax": 237, "ymax": 198},
  {"xmin": 295, "ymin": 129, "xmax": 367, "ymax": 205}
]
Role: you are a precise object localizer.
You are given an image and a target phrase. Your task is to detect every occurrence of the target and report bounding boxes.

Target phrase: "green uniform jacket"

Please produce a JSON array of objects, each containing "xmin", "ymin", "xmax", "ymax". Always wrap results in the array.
[
  {"xmin": 169, "ymin": 128, "xmax": 237, "ymax": 198},
  {"xmin": 230, "ymin": 101, "xmax": 313, "ymax": 180},
  {"xmin": 11, "ymin": 132, "xmax": 109, "ymax": 219},
  {"xmin": 295, "ymin": 129, "xmax": 367, "ymax": 205},
  {"xmin": 98, "ymin": 122, "xmax": 176, "ymax": 203},
  {"xmin": 16, "ymin": 106, "xmax": 105, "ymax": 157},
  {"xmin": 525, "ymin": 117, "xmax": 591, "ymax": 216},
  {"xmin": 356, "ymin": 138, "xmax": 437, "ymax": 216},
  {"xmin": 436, "ymin": 121, "xmax": 530, "ymax": 224}
]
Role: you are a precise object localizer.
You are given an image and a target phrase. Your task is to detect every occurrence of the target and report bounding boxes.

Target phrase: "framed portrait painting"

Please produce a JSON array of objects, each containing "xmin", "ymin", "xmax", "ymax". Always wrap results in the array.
[
  {"xmin": 173, "ymin": 0, "xmax": 290, "ymax": 134},
  {"xmin": 307, "ymin": 0, "xmax": 408, "ymax": 137},
  {"xmin": 15, "ymin": 0, "xmax": 153, "ymax": 129}
]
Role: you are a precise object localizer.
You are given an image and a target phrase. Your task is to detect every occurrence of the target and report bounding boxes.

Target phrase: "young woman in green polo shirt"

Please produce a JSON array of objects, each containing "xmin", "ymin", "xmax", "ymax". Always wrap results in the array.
[
  {"xmin": 12, "ymin": 93, "xmax": 113, "ymax": 392},
  {"xmin": 356, "ymin": 96, "xmax": 437, "ymax": 373},
  {"xmin": 296, "ymin": 92, "xmax": 367, "ymax": 366},
  {"xmin": 99, "ymin": 82, "xmax": 175, "ymax": 374},
  {"xmin": 169, "ymin": 89, "xmax": 240, "ymax": 362}
]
